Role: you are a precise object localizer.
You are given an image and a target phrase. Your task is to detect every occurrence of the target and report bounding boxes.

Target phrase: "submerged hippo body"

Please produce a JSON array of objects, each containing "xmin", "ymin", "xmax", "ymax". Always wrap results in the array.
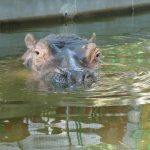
[{"xmin": 22, "ymin": 33, "xmax": 101, "ymax": 89}]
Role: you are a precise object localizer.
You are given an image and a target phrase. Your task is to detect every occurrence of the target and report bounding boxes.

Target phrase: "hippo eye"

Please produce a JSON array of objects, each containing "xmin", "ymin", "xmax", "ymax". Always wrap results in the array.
[
  {"xmin": 96, "ymin": 53, "xmax": 100, "ymax": 57},
  {"xmin": 35, "ymin": 51, "xmax": 39, "ymax": 55}
]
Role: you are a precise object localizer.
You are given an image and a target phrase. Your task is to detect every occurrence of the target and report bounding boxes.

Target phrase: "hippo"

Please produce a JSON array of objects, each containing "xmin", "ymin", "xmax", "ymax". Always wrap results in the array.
[{"xmin": 22, "ymin": 33, "xmax": 101, "ymax": 89}]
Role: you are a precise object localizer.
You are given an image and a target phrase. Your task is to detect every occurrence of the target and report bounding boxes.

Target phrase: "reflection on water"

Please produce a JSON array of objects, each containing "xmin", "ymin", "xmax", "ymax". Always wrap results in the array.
[
  {"xmin": 0, "ymin": 18, "xmax": 150, "ymax": 150},
  {"xmin": 0, "ymin": 105, "xmax": 149, "ymax": 150}
]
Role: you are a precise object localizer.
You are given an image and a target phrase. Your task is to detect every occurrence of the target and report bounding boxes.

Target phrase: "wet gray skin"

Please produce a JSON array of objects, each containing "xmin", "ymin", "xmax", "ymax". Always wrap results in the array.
[{"xmin": 22, "ymin": 33, "xmax": 101, "ymax": 89}]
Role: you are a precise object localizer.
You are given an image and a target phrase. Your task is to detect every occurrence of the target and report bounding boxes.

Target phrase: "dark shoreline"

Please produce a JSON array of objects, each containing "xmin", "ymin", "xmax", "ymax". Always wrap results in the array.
[{"xmin": 0, "ymin": 3, "xmax": 150, "ymax": 32}]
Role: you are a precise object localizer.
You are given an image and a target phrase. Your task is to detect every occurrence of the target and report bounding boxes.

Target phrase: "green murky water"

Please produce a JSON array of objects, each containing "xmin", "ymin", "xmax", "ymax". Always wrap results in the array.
[{"xmin": 0, "ymin": 14, "xmax": 150, "ymax": 150}]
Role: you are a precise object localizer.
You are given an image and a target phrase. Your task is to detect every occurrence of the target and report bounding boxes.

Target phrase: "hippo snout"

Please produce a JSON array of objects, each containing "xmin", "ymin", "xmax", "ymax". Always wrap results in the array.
[{"xmin": 52, "ymin": 69, "xmax": 96, "ymax": 84}]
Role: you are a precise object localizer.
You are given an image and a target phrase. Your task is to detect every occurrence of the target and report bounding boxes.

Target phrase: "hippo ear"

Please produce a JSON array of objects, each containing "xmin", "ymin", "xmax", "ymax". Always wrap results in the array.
[
  {"xmin": 85, "ymin": 43, "xmax": 96, "ymax": 62},
  {"xmin": 88, "ymin": 33, "xmax": 96, "ymax": 43},
  {"xmin": 25, "ymin": 33, "xmax": 37, "ymax": 49}
]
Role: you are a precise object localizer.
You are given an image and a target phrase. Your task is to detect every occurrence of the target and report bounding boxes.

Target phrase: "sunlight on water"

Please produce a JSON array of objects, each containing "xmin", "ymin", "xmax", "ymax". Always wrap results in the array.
[{"xmin": 0, "ymin": 42, "xmax": 149, "ymax": 107}]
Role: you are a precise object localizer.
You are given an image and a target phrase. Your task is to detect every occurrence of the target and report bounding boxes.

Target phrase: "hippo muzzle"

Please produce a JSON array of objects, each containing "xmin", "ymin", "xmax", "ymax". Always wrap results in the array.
[{"xmin": 52, "ymin": 68, "xmax": 96, "ymax": 84}]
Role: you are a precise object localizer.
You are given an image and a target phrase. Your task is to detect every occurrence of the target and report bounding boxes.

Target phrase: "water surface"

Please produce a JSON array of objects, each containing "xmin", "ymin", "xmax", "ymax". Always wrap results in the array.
[{"xmin": 0, "ymin": 14, "xmax": 150, "ymax": 150}]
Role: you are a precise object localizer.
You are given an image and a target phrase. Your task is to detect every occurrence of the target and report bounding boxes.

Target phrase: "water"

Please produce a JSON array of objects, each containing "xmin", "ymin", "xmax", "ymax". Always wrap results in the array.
[{"xmin": 0, "ymin": 13, "xmax": 150, "ymax": 150}]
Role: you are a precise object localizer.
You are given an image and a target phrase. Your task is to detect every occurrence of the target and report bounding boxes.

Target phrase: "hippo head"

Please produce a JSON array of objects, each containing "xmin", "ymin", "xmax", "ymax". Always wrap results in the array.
[{"xmin": 22, "ymin": 33, "xmax": 101, "ymax": 88}]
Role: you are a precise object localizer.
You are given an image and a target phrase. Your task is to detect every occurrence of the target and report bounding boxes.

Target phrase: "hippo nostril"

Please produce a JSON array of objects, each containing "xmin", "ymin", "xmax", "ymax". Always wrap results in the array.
[
  {"xmin": 84, "ymin": 71, "xmax": 96, "ymax": 83},
  {"xmin": 52, "ymin": 70, "xmax": 67, "ymax": 84},
  {"xmin": 84, "ymin": 74, "xmax": 91, "ymax": 81}
]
